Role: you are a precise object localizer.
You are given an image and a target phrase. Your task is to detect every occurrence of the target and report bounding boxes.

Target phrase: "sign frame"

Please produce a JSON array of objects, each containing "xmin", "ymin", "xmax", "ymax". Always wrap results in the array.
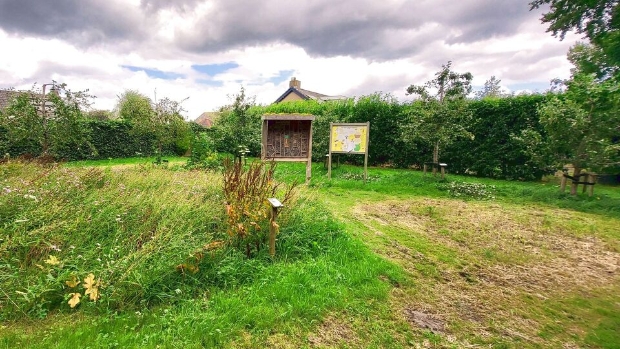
[{"xmin": 328, "ymin": 122, "xmax": 370, "ymax": 182}]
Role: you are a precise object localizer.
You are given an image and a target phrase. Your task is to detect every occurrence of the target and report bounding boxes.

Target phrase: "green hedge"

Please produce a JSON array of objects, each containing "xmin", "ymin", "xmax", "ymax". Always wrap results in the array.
[
  {"xmin": 1, "ymin": 94, "xmax": 560, "ymax": 180},
  {"xmin": 443, "ymin": 95, "xmax": 551, "ymax": 180},
  {"xmin": 242, "ymin": 94, "xmax": 553, "ymax": 180},
  {"xmin": 0, "ymin": 119, "xmax": 192, "ymax": 161}
]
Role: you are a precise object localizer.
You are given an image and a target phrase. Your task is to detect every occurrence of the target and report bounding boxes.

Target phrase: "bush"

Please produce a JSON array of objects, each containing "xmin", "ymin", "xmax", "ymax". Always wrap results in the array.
[{"xmin": 185, "ymin": 131, "xmax": 224, "ymax": 171}]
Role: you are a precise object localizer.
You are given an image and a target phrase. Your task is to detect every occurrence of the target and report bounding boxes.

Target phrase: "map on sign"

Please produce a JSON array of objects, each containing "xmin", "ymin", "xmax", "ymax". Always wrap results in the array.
[{"xmin": 330, "ymin": 124, "xmax": 368, "ymax": 153}]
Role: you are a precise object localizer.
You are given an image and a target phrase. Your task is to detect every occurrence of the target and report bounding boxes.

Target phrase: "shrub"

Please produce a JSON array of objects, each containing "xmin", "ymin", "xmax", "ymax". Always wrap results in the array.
[
  {"xmin": 436, "ymin": 181, "xmax": 496, "ymax": 200},
  {"xmin": 185, "ymin": 132, "xmax": 223, "ymax": 171}
]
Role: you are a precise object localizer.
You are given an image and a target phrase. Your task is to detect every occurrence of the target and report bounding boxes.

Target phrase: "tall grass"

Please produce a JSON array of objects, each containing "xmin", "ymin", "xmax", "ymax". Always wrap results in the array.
[
  {"xmin": 0, "ymin": 161, "xmax": 228, "ymax": 318},
  {"xmin": 0, "ymin": 160, "xmax": 403, "ymax": 347}
]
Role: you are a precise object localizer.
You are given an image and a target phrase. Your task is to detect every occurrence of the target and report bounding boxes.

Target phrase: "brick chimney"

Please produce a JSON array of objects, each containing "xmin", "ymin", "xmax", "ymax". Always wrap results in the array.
[{"xmin": 289, "ymin": 77, "xmax": 301, "ymax": 89}]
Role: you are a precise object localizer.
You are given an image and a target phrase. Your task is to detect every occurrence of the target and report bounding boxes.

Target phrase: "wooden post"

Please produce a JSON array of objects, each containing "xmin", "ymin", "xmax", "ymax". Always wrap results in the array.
[
  {"xmin": 261, "ymin": 120, "xmax": 268, "ymax": 160},
  {"xmin": 570, "ymin": 167, "xmax": 581, "ymax": 195},
  {"xmin": 363, "ymin": 121, "xmax": 369, "ymax": 184},
  {"xmin": 306, "ymin": 120, "xmax": 313, "ymax": 183},
  {"xmin": 423, "ymin": 163, "xmax": 427, "ymax": 176},
  {"xmin": 267, "ymin": 198, "xmax": 283, "ymax": 257},
  {"xmin": 582, "ymin": 173, "xmax": 588, "ymax": 194},
  {"xmin": 587, "ymin": 173, "xmax": 596, "ymax": 197},
  {"xmin": 560, "ymin": 175, "xmax": 567, "ymax": 193},
  {"xmin": 440, "ymin": 164, "xmax": 445, "ymax": 179},
  {"xmin": 328, "ymin": 123, "xmax": 333, "ymax": 180}
]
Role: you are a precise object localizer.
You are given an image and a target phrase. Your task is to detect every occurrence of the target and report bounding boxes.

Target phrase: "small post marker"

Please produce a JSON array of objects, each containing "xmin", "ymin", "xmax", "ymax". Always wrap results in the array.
[{"xmin": 267, "ymin": 198, "xmax": 283, "ymax": 257}]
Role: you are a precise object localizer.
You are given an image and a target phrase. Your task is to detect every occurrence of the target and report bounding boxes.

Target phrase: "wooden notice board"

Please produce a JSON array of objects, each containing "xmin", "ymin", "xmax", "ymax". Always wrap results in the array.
[{"xmin": 328, "ymin": 122, "xmax": 370, "ymax": 181}]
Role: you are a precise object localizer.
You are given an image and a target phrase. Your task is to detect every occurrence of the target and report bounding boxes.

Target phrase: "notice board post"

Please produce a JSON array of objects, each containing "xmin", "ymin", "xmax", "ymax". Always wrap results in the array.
[{"xmin": 328, "ymin": 122, "xmax": 370, "ymax": 182}]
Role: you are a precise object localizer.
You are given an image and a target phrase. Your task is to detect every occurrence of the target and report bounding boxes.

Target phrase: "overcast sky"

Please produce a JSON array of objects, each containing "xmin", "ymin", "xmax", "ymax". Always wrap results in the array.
[{"xmin": 0, "ymin": 0, "xmax": 580, "ymax": 119}]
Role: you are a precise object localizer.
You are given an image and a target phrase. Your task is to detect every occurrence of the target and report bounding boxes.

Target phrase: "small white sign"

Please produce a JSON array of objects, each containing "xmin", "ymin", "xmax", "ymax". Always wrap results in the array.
[{"xmin": 268, "ymin": 198, "xmax": 283, "ymax": 208}]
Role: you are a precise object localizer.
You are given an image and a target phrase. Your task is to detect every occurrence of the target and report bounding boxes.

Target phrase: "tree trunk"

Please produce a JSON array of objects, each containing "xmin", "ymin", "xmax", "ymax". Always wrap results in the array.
[{"xmin": 157, "ymin": 141, "xmax": 163, "ymax": 164}]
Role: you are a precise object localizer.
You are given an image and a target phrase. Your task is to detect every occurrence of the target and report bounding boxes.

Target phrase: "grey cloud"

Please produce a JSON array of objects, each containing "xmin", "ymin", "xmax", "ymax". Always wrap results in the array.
[
  {"xmin": 343, "ymin": 74, "xmax": 414, "ymax": 98},
  {"xmin": 442, "ymin": 1, "xmax": 531, "ymax": 44},
  {"xmin": 141, "ymin": 0, "xmax": 202, "ymax": 13},
  {"xmin": 172, "ymin": 0, "xmax": 538, "ymax": 60},
  {"xmin": 30, "ymin": 61, "xmax": 109, "ymax": 81},
  {"xmin": 0, "ymin": 0, "xmax": 549, "ymax": 62},
  {"xmin": 0, "ymin": 0, "xmax": 145, "ymax": 46}
]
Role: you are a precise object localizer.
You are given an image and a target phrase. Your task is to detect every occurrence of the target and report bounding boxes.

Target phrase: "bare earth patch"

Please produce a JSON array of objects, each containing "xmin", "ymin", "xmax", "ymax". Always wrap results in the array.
[
  {"xmin": 403, "ymin": 308, "xmax": 445, "ymax": 333},
  {"xmin": 354, "ymin": 198, "xmax": 620, "ymax": 346},
  {"xmin": 307, "ymin": 315, "xmax": 358, "ymax": 348}
]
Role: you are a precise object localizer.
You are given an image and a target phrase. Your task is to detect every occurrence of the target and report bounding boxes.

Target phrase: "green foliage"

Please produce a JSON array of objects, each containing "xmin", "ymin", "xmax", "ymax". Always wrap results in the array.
[
  {"xmin": 538, "ymin": 73, "xmax": 620, "ymax": 173},
  {"xmin": 403, "ymin": 61, "xmax": 474, "ymax": 164},
  {"xmin": 436, "ymin": 181, "xmax": 496, "ymax": 200},
  {"xmin": 86, "ymin": 109, "xmax": 114, "ymax": 121},
  {"xmin": 530, "ymin": 0, "xmax": 620, "ymax": 70},
  {"xmin": 568, "ymin": 42, "xmax": 619, "ymax": 80},
  {"xmin": 185, "ymin": 131, "xmax": 223, "ymax": 171},
  {"xmin": 212, "ymin": 87, "xmax": 261, "ymax": 156},
  {"xmin": 86, "ymin": 119, "xmax": 155, "ymax": 158},
  {"xmin": 444, "ymin": 94, "xmax": 553, "ymax": 180},
  {"xmin": 0, "ymin": 85, "xmax": 94, "ymax": 160},
  {"xmin": 346, "ymin": 93, "xmax": 408, "ymax": 165},
  {"xmin": 116, "ymin": 90, "xmax": 153, "ymax": 123},
  {"xmin": 0, "ymin": 161, "xmax": 226, "ymax": 318},
  {"xmin": 475, "ymin": 76, "xmax": 507, "ymax": 99}
]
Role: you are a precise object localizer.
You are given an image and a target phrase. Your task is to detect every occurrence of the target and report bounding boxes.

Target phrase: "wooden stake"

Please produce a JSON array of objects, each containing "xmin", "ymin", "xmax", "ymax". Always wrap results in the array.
[
  {"xmin": 560, "ymin": 175, "xmax": 567, "ymax": 193},
  {"xmin": 587, "ymin": 173, "xmax": 596, "ymax": 197},
  {"xmin": 267, "ymin": 198, "xmax": 283, "ymax": 257}
]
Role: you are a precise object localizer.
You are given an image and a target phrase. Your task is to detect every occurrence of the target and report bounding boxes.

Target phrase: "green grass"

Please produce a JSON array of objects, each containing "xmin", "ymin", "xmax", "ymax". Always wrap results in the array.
[
  {"xmin": 1, "ymin": 158, "xmax": 619, "ymax": 348},
  {"xmin": 64, "ymin": 156, "xmax": 187, "ymax": 167}
]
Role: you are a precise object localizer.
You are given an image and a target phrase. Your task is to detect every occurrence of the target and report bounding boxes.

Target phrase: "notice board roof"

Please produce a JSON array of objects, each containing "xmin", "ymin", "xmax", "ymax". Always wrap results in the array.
[{"xmin": 262, "ymin": 113, "xmax": 315, "ymax": 121}]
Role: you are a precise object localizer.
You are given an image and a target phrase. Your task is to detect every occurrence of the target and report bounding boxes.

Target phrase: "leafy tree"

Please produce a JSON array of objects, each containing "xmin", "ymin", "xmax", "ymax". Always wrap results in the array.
[
  {"xmin": 530, "ymin": 0, "xmax": 620, "ymax": 72},
  {"xmin": 213, "ymin": 87, "xmax": 260, "ymax": 155},
  {"xmin": 116, "ymin": 90, "xmax": 190, "ymax": 162},
  {"xmin": 475, "ymin": 76, "xmax": 506, "ymax": 99},
  {"xmin": 538, "ymin": 73, "xmax": 619, "ymax": 193},
  {"xmin": 567, "ymin": 42, "xmax": 619, "ymax": 80},
  {"xmin": 86, "ymin": 109, "xmax": 115, "ymax": 121},
  {"xmin": 0, "ymin": 83, "xmax": 93, "ymax": 159},
  {"xmin": 403, "ymin": 61, "xmax": 474, "ymax": 170},
  {"xmin": 116, "ymin": 90, "xmax": 153, "ymax": 122}
]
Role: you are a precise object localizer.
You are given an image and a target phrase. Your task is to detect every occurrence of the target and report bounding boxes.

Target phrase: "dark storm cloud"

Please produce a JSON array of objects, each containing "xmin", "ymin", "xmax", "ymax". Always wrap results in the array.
[
  {"xmin": 0, "ymin": 0, "xmax": 144, "ymax": 45},
  {"xmin": 171, "ymin": 0, "xmax": 536, "ymax": 60},
  {"xmin": 0, "ymin": 0, "xmax": 543, "ymax": 61},
  {"xmin": 441, "ymin": 1, "xmax": 530, "ymax": 44}
]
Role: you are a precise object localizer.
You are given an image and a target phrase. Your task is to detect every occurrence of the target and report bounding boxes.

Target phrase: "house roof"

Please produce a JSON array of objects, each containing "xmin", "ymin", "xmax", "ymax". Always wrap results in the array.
[
  {"xmin": 274, "ymin": 77, "xmax": 346, "ymax": 103},
  {"xmin": 193, "ymin": 111, "xmax": 221, "ymax": 128},
  {"xmin": 274, "ymin": 87, "xmax": 342, "ymax": 103}
]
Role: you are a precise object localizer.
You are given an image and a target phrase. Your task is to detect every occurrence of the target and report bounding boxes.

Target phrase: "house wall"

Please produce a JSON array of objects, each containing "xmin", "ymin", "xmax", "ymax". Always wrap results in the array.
[{"xmin": 280, "ymin": 93, "xmax": 305, "ymax": 102}]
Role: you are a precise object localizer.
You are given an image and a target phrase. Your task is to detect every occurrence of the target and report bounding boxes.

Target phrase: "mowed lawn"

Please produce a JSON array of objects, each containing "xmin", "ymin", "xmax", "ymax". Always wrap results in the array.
[{"xmin": 1, "ymin": 158, "xmax": 619, "ymax": 348}]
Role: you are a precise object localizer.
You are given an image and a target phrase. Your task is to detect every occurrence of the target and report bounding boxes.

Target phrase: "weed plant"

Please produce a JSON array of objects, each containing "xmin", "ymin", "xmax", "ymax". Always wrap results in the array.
[
  {"xmin": 222, "ymin": 159, "xmax": 298, "ymax": 257},
  {"xmin": 436, "ymin": 181, "xmax": 496, "ymax": 200}
]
